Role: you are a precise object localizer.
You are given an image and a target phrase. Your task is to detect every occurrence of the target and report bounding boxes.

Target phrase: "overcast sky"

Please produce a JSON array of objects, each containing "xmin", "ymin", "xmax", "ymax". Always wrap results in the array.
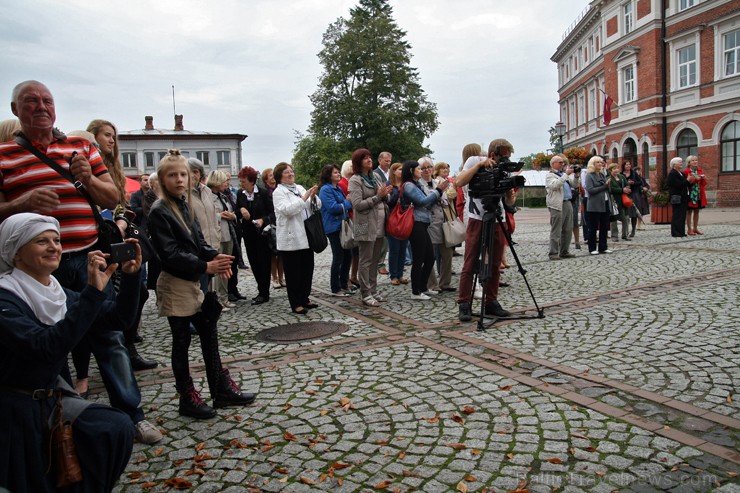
[{"xmin": 2, "ymin": 0, "xmax": 588, "ymax": 171}]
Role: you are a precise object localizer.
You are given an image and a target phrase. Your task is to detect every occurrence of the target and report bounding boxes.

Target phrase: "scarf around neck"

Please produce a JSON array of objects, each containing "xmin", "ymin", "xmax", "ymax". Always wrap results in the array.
[{"xmin": 0, "ymin": 268, "xmax": 67, "ymax": 325}]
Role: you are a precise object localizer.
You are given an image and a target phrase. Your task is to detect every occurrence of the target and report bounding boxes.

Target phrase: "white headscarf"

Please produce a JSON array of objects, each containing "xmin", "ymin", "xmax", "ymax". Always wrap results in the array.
[{"xmin": 0, "ymin": 213, "xmax": 67, "ymax": 325}]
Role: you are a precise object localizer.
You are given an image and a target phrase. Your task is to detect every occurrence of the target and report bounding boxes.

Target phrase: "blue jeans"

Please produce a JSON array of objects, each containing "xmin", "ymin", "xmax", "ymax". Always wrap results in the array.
[
  {"xmin": 387, "ymin": 235, "xmax": 408, "ymax": 280},
  {"xmin": 55, "ymin": 251, "xmax": 144, "ymax": 424},
  {"xmin": 327, "ymin": 231, "xmax": 351, "ymax": 292}
]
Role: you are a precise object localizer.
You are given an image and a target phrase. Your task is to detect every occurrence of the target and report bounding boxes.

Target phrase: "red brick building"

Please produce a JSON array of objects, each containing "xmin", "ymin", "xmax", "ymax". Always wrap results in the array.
[{"xmin": 552, "ymin": 0, "xmax": 740, "ymax": 206}]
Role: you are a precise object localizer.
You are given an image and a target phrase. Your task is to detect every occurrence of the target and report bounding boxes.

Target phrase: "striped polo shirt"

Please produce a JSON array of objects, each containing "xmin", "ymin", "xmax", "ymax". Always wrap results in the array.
[{"xmin": 0, "ymin": 135, "xmax": 109, "ymax": 252}]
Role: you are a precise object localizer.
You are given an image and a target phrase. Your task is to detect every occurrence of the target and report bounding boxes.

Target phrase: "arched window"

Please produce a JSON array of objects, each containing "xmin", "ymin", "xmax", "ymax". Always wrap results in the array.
[
  {"xmin": 676, "ymin": 129, "xmax": 698, "ymax": 160},
  {"xmin": 611, "ymin": 147, "xmax": 618, "ymax": 162},
  {"xmin": 721, "ymin": 121, "xmax": 740, "ymax": 172},
  {"xmin": 641, "ymin": 142, "xmax": 650, "ymax": 179},
  {"xmin": 622, "ymin": 138, "xmax": 637, "ymax": 167}
]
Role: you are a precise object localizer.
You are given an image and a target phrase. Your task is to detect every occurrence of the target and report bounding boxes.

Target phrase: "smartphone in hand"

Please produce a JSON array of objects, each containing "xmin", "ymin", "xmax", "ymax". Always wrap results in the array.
[{"xmin": 108, "ymin": 242, "xmax": 136, "ymax": 264}]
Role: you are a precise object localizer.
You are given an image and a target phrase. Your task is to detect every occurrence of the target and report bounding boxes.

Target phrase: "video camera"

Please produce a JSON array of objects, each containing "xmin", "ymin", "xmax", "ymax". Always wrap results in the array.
[{"xmin": 468, "ymin": 157, "xmax": 526, "ymax": 204}]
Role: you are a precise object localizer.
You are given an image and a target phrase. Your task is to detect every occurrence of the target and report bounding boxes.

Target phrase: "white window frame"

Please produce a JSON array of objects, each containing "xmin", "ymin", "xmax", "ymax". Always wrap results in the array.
[
  {"xmin": 677, "ymin": 44, "xmax": 697, "ymax": 88},
  {"xmin": 669, "ymin": 30, "xmax": 701, "ymax": 91},
  {"xmin": 588, "ymin": 36, "xmax": 595, "ymax": 63},
  {"xmin": 589, "ymin": 87, "xmax": 597, "ymax": 122},
  {"xmin": 144, "ymin": 151, "xmax": 156, "ymax": 169},
  {"xmin": 622, "ymin": 65, "xmax": 636, "ymax": 103},
  {"xmin": 122, "ymin": 152, "xmax": 137, "ymax": 169},
  {"xmin": 578, "ymin": 92, "xmax": 585, "ymax": 126},
  {"xmin": 723, "ymin": 28, "xmax": 740, "ymax": 77},
  {"xmin": 622, "ymin": 2, "xmax": 634, "ymax": 35},
  {"xmin": 569, "ymin": 99, "xmax": 576, "ymax": 128},
  {"xmin": 195, "ymin": 151, "xmax": 210, "ymax": 166},
  {"xmin": 679, "ymin": 0, "xmax": 695, "ymax": 11},
  {"xmin": 216, "ymin": 150, "xmax": 231, "ymax": 166}
]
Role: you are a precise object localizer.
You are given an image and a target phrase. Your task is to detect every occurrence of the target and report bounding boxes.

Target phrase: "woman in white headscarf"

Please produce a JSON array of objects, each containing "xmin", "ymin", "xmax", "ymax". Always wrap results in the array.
[{"xmin": 0, "ymin": 213, "xmax": 141, "ymax": 493}]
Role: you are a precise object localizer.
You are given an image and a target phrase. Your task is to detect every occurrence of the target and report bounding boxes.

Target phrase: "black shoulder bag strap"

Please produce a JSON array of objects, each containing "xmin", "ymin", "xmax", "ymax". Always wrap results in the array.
[{"xmin": 14, "ymin": 134, "xmax": 108, "ymax": 227}]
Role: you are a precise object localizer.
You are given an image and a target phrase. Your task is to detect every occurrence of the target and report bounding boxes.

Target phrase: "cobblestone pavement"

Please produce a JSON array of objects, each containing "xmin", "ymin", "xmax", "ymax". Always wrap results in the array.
[{"xmin": 83, "ymin": 208, "xmax": 739, "ymax": 492}]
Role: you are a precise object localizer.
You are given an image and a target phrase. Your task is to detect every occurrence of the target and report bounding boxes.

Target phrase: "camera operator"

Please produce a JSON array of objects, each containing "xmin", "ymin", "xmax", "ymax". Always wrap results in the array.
[
  {"xmin": 454, "ymin": 138, "xmax": 516, "ymax": 322},
  {"xmin": 545, "ymin": 154, "xmax": 578, "ymax": 260}
]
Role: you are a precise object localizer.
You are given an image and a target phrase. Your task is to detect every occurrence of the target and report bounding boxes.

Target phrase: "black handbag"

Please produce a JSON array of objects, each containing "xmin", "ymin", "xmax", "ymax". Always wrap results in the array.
[
  {"xmin": 15, "ymin": 134, "xmax": 155, "ymax": 262},
  {"xmin": 304, "ymin": 200, "xmax": 328, "ymax": 253}
]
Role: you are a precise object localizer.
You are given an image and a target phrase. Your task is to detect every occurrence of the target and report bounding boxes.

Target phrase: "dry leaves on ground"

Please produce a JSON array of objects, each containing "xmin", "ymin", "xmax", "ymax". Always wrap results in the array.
[{"xmin": 164, "ymin": 478, "xmax": 192, "ymax": 489}]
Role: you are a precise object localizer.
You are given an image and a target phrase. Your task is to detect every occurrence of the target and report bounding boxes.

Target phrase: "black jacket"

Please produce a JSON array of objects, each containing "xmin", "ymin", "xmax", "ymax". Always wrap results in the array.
[
  {"xmin": 148, "ymin": 197, "xmax": 219, "ymax": 282},
  {"xmin": 667, "ymin": 169, "xmax": 688, "ymax": 198},
  {"xmin": 236, "ymin": 186, "xmax": 274, "ymax": 239}
]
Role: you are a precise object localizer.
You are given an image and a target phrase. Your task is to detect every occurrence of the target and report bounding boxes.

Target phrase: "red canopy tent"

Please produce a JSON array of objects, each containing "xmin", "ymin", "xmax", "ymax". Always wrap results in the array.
[{"xmin": 125, "ymin": 177, "xmax": 140, "ymax": 194}]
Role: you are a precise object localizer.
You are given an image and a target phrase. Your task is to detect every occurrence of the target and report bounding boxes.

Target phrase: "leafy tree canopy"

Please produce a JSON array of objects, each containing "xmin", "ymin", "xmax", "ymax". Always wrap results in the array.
[{"xmin": 292, "ymin": 0, "xmax": 439, "ymax": 183}]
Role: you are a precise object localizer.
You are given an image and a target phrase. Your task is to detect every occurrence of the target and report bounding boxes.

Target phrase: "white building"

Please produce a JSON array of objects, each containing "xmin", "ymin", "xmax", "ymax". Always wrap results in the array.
[{"xmin": 118, "ymin": 115, "xmax": 247, "ymax": 178}]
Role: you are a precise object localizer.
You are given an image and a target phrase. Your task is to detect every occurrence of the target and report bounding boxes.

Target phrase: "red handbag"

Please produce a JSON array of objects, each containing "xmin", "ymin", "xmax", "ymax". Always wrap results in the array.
[
  {"xmin": 621, "ymin": 194, "xmax": 633, "ymax": 208},
  {"xmin": 386, "ymin": 183, "xmax": 414, "ymax": 240}
]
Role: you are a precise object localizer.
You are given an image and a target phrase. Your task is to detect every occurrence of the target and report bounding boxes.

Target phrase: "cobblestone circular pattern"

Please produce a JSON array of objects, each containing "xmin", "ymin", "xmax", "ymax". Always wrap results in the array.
[
  {"xmin": 120, "ymin": 343, "xmax": 722, "ymax": 493},
  {"xmin": 255, "ymin": 321, "xmax": 349, "ymax": 343}
]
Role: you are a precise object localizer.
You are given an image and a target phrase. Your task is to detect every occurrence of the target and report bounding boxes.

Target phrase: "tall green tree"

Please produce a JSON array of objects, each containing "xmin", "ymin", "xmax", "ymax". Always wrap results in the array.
[{"xmin": 292, "ymin": 0, "xmax": 439, "ymax": 184}]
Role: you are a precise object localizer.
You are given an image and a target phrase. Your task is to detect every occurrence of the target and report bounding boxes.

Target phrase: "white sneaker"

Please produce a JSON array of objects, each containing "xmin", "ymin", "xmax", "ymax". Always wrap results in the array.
[
  {"xmin": 412, "ymin": 293, "xmax": 431, "ymax": 300},
  {"xmin": 590, "ymin": 251, "xmax": 599, "ymax": 255},
  {"xmin": 603, "ymin": 249, "xmax": 613, "ymax": 254},
  {"xmin": 424, "ymin": 290, "xmax": 438, "ymax": 296},
  {"xmin": 135, "ymin": 419, "xmax": 163, "ymax": 444}
]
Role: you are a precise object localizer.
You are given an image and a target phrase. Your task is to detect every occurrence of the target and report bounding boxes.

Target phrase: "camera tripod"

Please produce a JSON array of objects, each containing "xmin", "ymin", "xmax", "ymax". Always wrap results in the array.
[{"xmin": 471, "ymin": 202, "xmax": 545, "ymax": 332}]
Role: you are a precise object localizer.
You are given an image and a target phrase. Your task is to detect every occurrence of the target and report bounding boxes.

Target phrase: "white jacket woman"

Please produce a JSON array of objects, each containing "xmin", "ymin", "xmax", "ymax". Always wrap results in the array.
[{"xmin": 271, "ymin": 163, "xmax": 322, "ymax": 314}]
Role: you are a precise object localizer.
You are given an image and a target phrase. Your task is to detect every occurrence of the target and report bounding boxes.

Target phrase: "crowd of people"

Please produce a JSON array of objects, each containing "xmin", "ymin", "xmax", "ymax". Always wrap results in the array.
[{"xmin": 0, "ymin": 79, "xmax": 711, "ymax": 492}]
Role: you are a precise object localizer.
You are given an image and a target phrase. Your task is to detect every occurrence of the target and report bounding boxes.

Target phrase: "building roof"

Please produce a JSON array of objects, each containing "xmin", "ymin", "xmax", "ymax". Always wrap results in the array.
[{"xmin": 118, "ymin": 129, "xmax": 247, "ymax": 141}]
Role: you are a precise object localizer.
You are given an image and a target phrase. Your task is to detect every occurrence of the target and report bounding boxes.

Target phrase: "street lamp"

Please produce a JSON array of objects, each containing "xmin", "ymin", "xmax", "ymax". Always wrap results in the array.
[{"xmin": 555, "ymin": 121, "xmax": 567, "ymax": 154}]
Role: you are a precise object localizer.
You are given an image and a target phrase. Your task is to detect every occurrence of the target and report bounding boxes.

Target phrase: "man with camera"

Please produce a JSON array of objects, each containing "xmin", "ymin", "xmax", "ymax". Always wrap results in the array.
[
  {"xmin": 545, "ymin": 155, "xmax": 578, "ymax": 260},
  {"xmin": 0, "ymin": 80, "xmax": 162, "ymax": 444},
  {"xmin": 454, "ymin": 138, "xmax": 517, "ymax": 322}
]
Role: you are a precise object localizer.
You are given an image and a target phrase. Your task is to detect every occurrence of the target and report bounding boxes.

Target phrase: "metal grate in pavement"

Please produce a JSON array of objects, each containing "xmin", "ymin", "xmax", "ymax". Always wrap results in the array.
[{"xmin": 255, "ymin": 321, "xmax": 349, "ymax": 343}]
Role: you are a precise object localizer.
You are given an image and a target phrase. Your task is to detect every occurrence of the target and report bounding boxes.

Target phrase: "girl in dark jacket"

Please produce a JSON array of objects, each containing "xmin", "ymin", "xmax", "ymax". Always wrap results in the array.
[{"xmin": 148, "ymin": 150, "xmax": 255, "ymax": 420}]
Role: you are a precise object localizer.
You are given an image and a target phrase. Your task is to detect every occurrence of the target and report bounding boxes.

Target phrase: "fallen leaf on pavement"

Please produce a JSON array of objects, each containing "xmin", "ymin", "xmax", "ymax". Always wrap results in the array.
[
  {"xmin": 443, "ymin": 443, "xmax": 467, "ymax": 450},
  {"xmin": 465, "ymin": 475, "xmax": 477, "ymax": 481},
  {"xmin": 299, "ymin": 476, "xmax": 316, "ymax": 485},
  {"xmin": 331, "ymin": 462, "xmax": 351, "ymax": 469},
  {"xmin": 423, "ymin": 415, "xmax": 440, "ymax": 423},
  {"xmin": 153, "ymin": 448, "xmax": 164, "ymax": 457},
  {"xmin": 545, "ymin": 458, "xmax": 563, "ymax": 464},
  {"xmin": 457, "ymin": 481, "xmax": 468, "ymax": 492},
  {"xmin": 283, "ymin": 431, "xmax": 298, "ymax": 441},
  {"xmin": 141, "ymin": 482, "xmax": 158, "ymax": 491},
  {"xmin": 500, "ymin": 385, "xmax": 513, "ymax": 391},
  {"xmin": 128, "ymin": 472, "xmax": 144, "ymax": 479},
  {"xmin": 462, "ymin": 406, "xmax": 476, "ymax": 415},
  {"xmin": 164, "ymin": 478, "xmax": 192, "ymax": 489},
  {"xmin": 451, "ymin": 414, "xmax": 465, "ymax": 424},
  {"xmin": 195, "ymin": 443, "xmax": 206, "ymax": 451},
  {"xmin": 375, "ymin": 480, "xmax": 392, "ymax": 489}
]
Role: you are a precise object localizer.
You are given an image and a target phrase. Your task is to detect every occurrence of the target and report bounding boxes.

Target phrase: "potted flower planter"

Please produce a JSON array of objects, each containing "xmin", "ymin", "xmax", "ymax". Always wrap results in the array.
[{"xmin": 650, "ymin": 205, "xmax": 672, "ymax": 224}]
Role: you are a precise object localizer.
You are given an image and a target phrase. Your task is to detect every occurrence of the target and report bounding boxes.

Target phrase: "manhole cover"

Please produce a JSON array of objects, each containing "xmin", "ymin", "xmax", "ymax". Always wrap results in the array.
[{"xmin": 256, "ymin": 321, "xmax": 349, "ymax": 343}]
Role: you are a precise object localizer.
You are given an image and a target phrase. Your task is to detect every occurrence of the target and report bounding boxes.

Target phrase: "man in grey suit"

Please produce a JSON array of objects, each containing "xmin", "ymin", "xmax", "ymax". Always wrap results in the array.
[{"xmin": 374, "ymin": 151, "xmax": 392, "ymax": 275}]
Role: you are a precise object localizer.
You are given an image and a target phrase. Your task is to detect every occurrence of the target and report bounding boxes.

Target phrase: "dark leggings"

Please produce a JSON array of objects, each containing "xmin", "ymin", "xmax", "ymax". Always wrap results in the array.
[
  {"xmin": 167, "ymin": 312, "xmax": 223, "ymax": 394},
  {"xmin": 408, "ymin": 221, "xmax": 434, "ymax": 295}
]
